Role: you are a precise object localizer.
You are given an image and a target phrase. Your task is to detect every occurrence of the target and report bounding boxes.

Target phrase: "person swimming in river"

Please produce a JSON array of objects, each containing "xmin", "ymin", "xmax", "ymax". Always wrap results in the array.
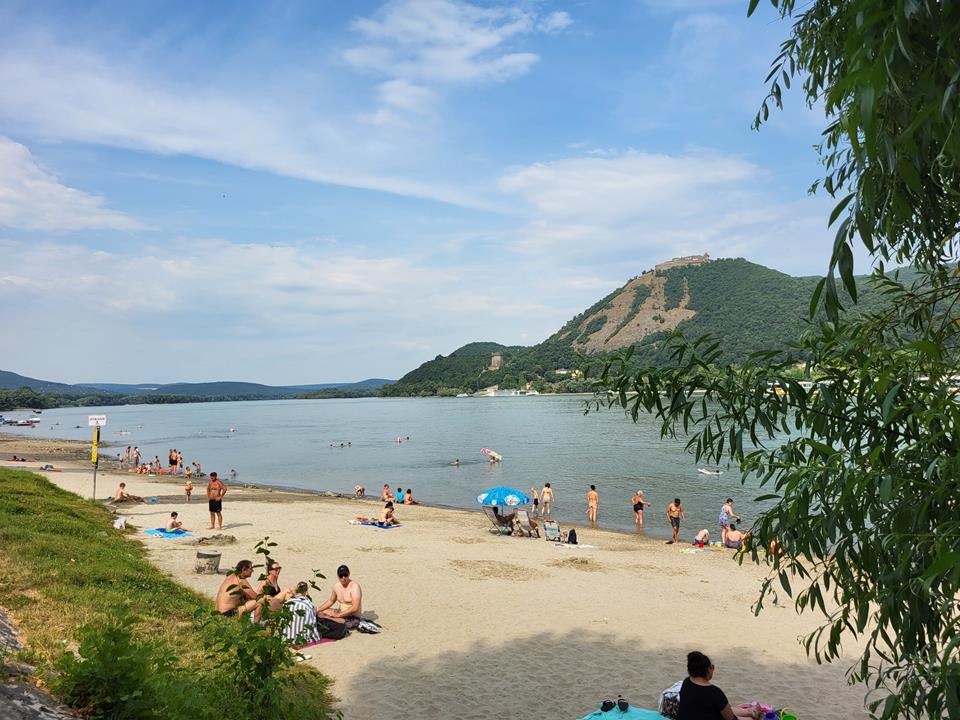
[{"xmin": 451, "ymin": 459, "xmax": 460, "ymax": 466}]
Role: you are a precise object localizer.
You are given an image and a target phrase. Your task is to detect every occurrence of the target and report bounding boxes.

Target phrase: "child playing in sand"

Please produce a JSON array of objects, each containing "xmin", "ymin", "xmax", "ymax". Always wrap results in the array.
[{"xmin": 184, "ymin": 479, "xmax": 193, "ymax": 502}]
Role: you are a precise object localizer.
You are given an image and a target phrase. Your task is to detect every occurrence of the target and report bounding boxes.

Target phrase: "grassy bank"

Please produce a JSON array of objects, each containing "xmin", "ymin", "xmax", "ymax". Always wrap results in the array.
[{"xmin": 0, "ymin": 467, "xmax": 335, "ymax": 717}]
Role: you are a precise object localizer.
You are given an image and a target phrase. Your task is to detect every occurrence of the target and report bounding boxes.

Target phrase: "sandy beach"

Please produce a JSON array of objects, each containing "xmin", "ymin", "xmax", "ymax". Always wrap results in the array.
[{"xmin": 2, "ymin": 438, "xmax": 870, "ymax": 720}]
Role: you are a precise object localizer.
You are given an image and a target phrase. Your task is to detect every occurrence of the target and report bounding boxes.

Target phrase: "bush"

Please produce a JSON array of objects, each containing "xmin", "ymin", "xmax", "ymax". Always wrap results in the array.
[{"xmin": 54, "ymin": 609, "xmax": 203, "ymax": 720}]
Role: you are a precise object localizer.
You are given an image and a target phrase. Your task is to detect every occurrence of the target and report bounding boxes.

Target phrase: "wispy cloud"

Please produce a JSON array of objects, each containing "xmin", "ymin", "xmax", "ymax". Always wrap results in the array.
[
  {"xmin": 499, "ymin": 148, "xmax": 841, "ymax": 274},
  {"xmin": 0, "ymin": 136, "xmax": 142, "ymax": 231},
  {"xmin": 0, "ymin": 35, "xmax": 489, "ymax": 208},
  {"xmin": 345, "ymin": 0, "xmax": 571, "ymax": 121}
]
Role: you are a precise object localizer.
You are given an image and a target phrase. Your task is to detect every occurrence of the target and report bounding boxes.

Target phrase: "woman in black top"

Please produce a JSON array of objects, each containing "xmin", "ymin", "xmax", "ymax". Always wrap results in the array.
[{"xmin": 678, "ymin": 651, "xmax": 760, "ymax": 720}]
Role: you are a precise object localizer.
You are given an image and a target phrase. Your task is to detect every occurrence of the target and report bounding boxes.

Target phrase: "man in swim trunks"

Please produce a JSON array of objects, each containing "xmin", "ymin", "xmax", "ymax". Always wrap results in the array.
[
  {"xmin": 317, "ymin": 564, "xmax": 363, "ymax": 626},
  {"xmin": 207, "ymin": 472, "xmax": 227, "ymax": 530},
  {"xmin": 215, "ymin": 560, "xmax": 259, "ymax": 617},
  {"xmin": 165, "ymin": 512, "xmax": 186, "ymax": 532},
  {"xmin": 586, "ymin": 484, "xmax": 599, "ymax": 525},
  {"xmin": 666, "ymin": 498, "xmax": 685, "ymax": 544},
  {"xmin": 541, "ymin": 482, "xmax": 554, "ymax": 517}
]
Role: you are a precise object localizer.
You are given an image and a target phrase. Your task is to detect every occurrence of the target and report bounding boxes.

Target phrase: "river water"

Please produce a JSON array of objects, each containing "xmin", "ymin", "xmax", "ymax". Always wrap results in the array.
[{"xmin": 2, "ymin": 396, "xmax": 775, "ymax": 539}]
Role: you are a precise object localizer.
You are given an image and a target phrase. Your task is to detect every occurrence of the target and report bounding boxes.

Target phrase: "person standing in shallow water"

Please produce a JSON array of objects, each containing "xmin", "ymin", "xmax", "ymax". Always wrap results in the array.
[
  {"xmin": 586, "ymin": 484, "xmax": 599, "ymax": 526},
  {"xmin": 632, "ymin": 490, "xmax": 646, "ymax": 528},
  {"xmin": 540, "ymin": 482, "xmax": 554, "ymax": 517}
]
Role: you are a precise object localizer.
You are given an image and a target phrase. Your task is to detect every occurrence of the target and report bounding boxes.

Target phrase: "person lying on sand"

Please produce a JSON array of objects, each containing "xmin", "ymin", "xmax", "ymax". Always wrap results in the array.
[
  {"xmin": 215, "ymin": 560, "xmax": 260, "ymax": 617},
  {"xmin": 379, "ymin": 501, "xmax": 399, "ymax": 525},
  {"xmin": 113, "ymin": 482, "xmax": 142, "ymax": 503},
  {"xmin": 317, "ymin": 565, "xmax": 363, "ymax": 625},
  {"xmin": 165, "ymin": 512, "xmax": 187, "ymax": 532}
]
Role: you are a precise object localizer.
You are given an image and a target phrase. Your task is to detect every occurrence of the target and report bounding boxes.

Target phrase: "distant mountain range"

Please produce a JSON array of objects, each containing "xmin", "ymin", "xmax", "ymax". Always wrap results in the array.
[
  {"xmin": 0, "ymin": 371, "xmax": 393, "ymax": 398},
  {"xmin": 382, "ymin": 255, "xmax": 895, "ymax": 397}
]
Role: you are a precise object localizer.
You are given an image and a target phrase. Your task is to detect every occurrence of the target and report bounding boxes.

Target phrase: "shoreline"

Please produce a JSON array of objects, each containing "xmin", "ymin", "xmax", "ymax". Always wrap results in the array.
[{"xmin": 2, "ymin": 433, "xmax": 870, "ymax": 720}]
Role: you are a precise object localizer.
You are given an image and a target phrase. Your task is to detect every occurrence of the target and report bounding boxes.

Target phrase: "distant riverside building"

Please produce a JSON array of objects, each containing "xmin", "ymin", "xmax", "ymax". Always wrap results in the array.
[{"xmin": 489, "ymin": 352, "xmax": 503, "ymax": 371}]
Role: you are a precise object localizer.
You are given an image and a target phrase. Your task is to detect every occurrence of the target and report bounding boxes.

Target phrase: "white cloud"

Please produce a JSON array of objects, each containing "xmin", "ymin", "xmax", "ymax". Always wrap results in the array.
[
  {"xmin": 0, "ymin": 38, "xmax": 489, "ymax": 208},
  {"xmin": 344, "ymin": 1, "xmax": 571, "ymax": 122},
  {"xmin": 0, "ymin": 136, "xmax": 142, "ymax": 231},
  {"xmin": 498, "ymin": 149, "xmax": 846, "ymax": 275}
]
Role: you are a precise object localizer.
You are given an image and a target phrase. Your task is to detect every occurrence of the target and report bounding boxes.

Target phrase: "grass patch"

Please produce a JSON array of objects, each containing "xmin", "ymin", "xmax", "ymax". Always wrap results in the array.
[{"xmin": 0, "ymin": 468, "xmax": 335, "ymax": 717}]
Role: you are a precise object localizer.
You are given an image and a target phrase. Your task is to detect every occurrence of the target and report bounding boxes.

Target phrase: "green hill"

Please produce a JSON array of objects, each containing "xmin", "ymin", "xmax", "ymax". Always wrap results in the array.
[{"xmin": 381, "ymin": 256, "xmax": 892, "ymax": 397}]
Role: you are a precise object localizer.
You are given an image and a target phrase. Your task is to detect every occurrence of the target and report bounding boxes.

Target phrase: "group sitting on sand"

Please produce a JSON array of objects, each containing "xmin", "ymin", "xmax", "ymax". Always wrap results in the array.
[
  {"xmin": 379, "ymin": 484, "xmax": 419, "ymax": 505},
  {"xmin": 215, "ymin": 560, "xmax": 366, "ymax": 639}
]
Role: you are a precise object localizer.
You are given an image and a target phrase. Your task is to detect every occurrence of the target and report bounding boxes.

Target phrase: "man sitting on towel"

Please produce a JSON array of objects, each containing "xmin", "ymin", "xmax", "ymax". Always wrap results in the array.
[
  {"xmin": 165, "ymin": 512, "xmax": 187, "ymax": 532},
  {"xmin": 316, "ymin": 564, "xmax": 363, "ymax": 627}
]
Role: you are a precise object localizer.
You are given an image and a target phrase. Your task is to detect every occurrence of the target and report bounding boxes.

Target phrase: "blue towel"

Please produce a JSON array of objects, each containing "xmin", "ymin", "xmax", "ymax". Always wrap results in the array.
[
  {"xmin": 577, "ymin": 707, "xmax": 667, "ymax": 720},
  {"xmin": 360, "ymin": 522, "xmax": 400, "ymax": 529},
  {"xmin": 144, "ymin": 528, "xmax": 193, "ymax": 538}
]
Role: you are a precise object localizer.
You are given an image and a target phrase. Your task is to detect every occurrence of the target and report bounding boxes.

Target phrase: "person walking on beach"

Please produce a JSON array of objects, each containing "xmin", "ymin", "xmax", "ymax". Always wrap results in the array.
[
  {"xmin": 586, "ymin": 485, "xmax": 599, "ymax": 526},
  {"xmin": 541, "ymin": 482, "xmax": 554, "ymax": 517},
  {"xmin": 632, "ymin": 490, "xmax": 646, "ymax": 528},
  {"xmin": 207, "ymin": 471, "xmax": 227, "ymax": 530},
  {"xmin": 184, "ymin": 478, "xmax": 193, "ymax": 502},
  {"xmin": 132, "ymin": 446, "xmax": 140, "ymax": 467},
  {"xmin": 666, "ymin": 498, "xmax": 685, "ymax": 544}
]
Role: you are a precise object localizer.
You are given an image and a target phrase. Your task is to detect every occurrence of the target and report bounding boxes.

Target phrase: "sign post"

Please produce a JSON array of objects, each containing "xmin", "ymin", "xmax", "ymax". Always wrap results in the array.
[{"xmin": 88, "ymin": 415, "xmax": 107, "ymax": 500}]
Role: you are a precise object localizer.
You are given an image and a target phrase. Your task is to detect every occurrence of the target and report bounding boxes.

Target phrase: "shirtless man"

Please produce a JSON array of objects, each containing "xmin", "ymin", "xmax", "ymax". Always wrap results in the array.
[
  {"xmin": 540, "ymin": 482, "xmax": 554, "ymax": 517},
  {"xmin": 215, "ymin": 560, "xmax": 259, "ymax": 617},
  {"xmin": 666, "ymin": 498, "xmax": 686, "ymax": 544},
  {"xmin": 586, "ymin": 484, "xmax": 599, "ymax": 525},
  {"xmin": 207, "ymin": 472, "xmax": 227, "ymax": 529},
  {"xmin": 113, "ymin": 482, "xmax": 141, "ymax": 503},
  {"xmin": 317, "ymin": 565, "xmax": 363, "ymax": 625},
  {"xmin": 380, "ymin": 484, "xmax": 394, "ymax": 502}
]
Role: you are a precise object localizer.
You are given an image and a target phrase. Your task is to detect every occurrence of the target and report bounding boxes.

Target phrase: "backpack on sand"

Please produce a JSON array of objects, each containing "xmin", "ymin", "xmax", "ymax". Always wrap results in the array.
[
  {"xmin": 658, "ymin": 679, "xmax": 683, "ymax": 720},
  {"xmin": 317, "ymin": 617, "xmax": 348, "ymax": 640},
  {"xmin": 566, "ymin": 528, "xmax": 578, "ymax": 545}
]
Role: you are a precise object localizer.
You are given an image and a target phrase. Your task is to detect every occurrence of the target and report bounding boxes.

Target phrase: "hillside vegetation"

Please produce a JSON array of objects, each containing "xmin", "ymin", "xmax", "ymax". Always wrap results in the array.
[{"xmin": 382, "ymin": 257, "xmax": 893, "ymax": 397}]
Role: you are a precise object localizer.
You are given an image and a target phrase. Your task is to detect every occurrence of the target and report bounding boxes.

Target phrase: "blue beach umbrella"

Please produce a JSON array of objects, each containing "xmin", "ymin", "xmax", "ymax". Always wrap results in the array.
[{"xmin": 476, "ymin": 486, "xmax": 530, "ymax": 508}]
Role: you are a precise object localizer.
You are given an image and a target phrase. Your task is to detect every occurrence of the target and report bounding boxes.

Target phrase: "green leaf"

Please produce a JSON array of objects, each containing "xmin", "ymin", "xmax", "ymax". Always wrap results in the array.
[
  {"xmin": 747, "ymin": 0, "xmax": 761, "ymax": 17},
  {"xmin": 828, "ymin": 192, "xmax": 856, "ymax": 227}
]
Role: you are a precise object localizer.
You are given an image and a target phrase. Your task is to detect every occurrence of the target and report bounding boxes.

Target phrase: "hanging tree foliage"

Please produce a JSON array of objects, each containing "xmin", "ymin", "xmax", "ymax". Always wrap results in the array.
[{"xmin": 594, "ymin": 2, "xmax": 960, "ymax": 718}]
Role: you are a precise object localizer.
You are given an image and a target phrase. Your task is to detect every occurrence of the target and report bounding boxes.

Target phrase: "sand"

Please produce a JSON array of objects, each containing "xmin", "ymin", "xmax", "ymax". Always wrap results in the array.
[{"xmin": 1, "ymin": 442, "xmax": 871, "ymax": 720}]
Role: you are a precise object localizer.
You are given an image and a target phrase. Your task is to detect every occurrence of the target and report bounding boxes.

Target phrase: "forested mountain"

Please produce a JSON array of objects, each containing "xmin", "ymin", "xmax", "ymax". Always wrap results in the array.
[{"xmin": 382, "ymin": 256, "xmax": 893, "ymax": 397}]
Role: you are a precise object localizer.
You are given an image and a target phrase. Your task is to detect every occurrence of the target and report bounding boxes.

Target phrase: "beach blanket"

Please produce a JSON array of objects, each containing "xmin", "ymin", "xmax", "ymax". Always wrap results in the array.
[
  {"xmin": 349, "ymin": 520, "xmax": 401, "ymax": 529},
  {"xmin": 144, "ymin": 528, "xmax": 193, "ymax": 538},
  {"xmin": 578, "ymin": 707, "xmax": 668, "ymax": 720}
]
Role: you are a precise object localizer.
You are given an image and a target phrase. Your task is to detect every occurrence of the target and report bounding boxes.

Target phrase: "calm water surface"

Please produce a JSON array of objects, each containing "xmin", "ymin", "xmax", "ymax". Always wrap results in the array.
[{"xmin": 3, "ymin": 397, "xmax": 774, "ymax": 539}]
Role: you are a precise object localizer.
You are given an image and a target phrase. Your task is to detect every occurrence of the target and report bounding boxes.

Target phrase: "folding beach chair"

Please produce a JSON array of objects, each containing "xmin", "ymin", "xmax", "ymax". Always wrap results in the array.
[
  {"xmin": 483, "ymin": 506, "xmax": 516, "ymax": 535},
  {"xmin": 543, "ymin": 519, "xmax": 563, "ymax": 542},
  {"xmin": 514, "ymin": 509, "xmax": 540, "ymax": 538}
]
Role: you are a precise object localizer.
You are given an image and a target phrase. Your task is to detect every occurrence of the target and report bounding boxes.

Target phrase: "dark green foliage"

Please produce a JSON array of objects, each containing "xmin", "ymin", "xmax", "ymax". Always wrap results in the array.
[
  {"xmin": 54, "ymin": 611, "xmax": 201, "ymax": 720},
  {"xmin": 662, "ymin": 273, "xmax": 685, "ymax": 311},
  {"xmin": 594, "ymin": 2, "xmax": 960, "ymax": 718}
]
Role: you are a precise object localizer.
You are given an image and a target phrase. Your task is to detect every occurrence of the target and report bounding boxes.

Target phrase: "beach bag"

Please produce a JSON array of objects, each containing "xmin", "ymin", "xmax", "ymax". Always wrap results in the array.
[
  {"xmin": 356, "ymin": 619, "xmax": 382, "ymax": 634},
  {"xmin": 658, "ymin": 679, "xmax": 683, "ymax": 720},
  {"xmin": 567, "ymin": 528, "xmax": 578, "ymax": 545},
  {"xmin": 317, "ymin": 617, "xmax": 348, "ymax": 640}
]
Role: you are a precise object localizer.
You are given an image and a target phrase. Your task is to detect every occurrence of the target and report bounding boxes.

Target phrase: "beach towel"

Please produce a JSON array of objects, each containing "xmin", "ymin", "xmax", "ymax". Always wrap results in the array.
[
  {"xmin": 144, "ymin": 528, "xmax": 193, "ymax": 538},
  {"xmin": 578, "ymin": 706, "xmax": 668, "ymax": 719},
  {"xmin": 349, "ymin": 520, "xmax": 401, "ymax": 529}
]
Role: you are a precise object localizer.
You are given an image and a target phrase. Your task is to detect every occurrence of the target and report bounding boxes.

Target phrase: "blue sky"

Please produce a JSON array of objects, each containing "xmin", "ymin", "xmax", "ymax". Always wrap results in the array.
[{"xmin": 0, "ymin": 0, "xmax": 857, "ymax": 384}]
